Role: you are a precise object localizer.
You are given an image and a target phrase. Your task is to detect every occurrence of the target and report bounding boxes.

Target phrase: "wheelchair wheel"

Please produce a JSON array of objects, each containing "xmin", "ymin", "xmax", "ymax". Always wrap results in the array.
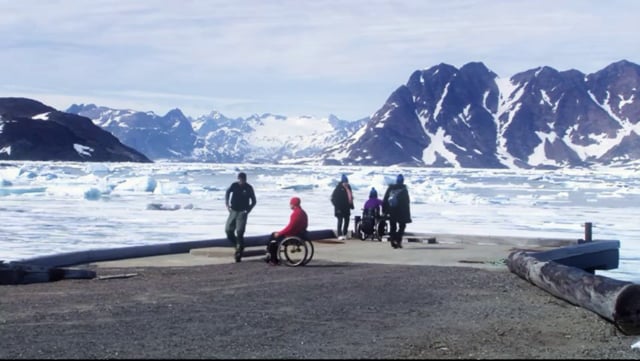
[
  {"xmin": 278, "ymin": 237, "xmax": 308, "ymax": 267},
  {"xmin": 302, "ymin": 238, "xmax": 315, "ymax": 265},
  {"xmin": 356, "ymin": 222, "xmax": 366, "ymax": 241},
  {"xmin": 376, "ymin": 219, "xmax": 387, "ymax": 241}
]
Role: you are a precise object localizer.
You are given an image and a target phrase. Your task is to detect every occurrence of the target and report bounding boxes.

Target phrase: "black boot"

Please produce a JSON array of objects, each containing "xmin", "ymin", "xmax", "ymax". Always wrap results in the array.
[
  {"xmin": 267, "ymin": 241, "xmax": 279, "ymax": 265},
  {"xmin": 269, "ymin": 249, "xmax": 279, "ymax": 265}
]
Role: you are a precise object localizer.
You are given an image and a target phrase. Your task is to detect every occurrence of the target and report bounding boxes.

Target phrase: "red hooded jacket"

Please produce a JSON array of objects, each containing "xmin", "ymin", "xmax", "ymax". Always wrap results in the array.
[{"xmin": 278, "ymin": 198, "xmax": 308, "ymax": 237}]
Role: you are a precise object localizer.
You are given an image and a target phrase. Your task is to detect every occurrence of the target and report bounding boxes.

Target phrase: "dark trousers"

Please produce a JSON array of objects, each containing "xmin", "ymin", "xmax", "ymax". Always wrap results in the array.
[
  {"xmin": 389, "ymin": 219, "xmax": 406, "ymax": 245},
  {"xmin": 267, "ymin": 233, "xmax": 285, "ymax": 262},
  {"xmin": 336, "ymin": 214, "xmax": 349, "ymax": 237}
]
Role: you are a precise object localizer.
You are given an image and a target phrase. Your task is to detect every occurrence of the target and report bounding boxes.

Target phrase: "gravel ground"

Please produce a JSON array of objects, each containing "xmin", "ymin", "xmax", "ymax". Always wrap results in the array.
[{"xmin": 1, "ymin": 260, "xmax": 638, "ymax": 359}]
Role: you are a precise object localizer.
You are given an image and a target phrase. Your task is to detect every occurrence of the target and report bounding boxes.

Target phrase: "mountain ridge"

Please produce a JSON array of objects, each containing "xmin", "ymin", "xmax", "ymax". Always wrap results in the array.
[
  {"xmin": 320, "ymin": 59, "xmax": 640, "ymax": 169},
  {"xmin": 2, "ymin": 59, "xmax": 639, "ymax": 169}
]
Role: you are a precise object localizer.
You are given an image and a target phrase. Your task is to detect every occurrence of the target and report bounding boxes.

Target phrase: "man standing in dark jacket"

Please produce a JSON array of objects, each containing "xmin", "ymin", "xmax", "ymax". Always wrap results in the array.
[
  {"xmin": 225, "ymin": 172, "xmax": 257, "ymax": 262},
  {"xmin": 383, "ymin": 174, "xmax": 411, "ymax": 249},
  {"xmin": 331, "ymin": 174, "xmax": 354, "ymax": 240}
]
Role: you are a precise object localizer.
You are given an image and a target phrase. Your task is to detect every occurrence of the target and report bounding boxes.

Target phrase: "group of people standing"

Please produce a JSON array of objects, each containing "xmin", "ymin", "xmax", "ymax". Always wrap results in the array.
[
  {"xmin": 224, "ymin": 171, "xmax": 412, "ymax": 264},
  {"xmin": 331, "ymin": 173, "xmax": 411, "ymax": 249}
]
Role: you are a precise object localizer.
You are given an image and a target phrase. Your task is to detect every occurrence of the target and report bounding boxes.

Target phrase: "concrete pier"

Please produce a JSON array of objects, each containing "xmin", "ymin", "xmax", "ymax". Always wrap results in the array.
[{"xmin": 89, "ymin": 231, "xmax": 579, "ymax": 270}]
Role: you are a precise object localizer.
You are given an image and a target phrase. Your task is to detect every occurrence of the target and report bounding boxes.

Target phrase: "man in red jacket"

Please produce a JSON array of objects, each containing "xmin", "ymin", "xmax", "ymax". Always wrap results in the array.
[{"xmin": 266, "ymin": 197, "xmax": 308, "ymax": 265}]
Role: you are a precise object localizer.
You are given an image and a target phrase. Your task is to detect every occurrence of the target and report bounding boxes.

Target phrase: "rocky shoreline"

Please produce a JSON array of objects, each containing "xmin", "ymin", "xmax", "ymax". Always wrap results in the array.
[{"xmin": 0, "ymin": 260, "xmax": 638, "ymax": 359}]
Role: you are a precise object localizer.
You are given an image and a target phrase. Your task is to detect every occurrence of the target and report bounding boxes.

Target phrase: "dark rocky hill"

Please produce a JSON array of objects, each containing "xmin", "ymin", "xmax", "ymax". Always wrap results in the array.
[{"xmin": 0, "ymin": 98, "xmax": 151, "ymax": 162}]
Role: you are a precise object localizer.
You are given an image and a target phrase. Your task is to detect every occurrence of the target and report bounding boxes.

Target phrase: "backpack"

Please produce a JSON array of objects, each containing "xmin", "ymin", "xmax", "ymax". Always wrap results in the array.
[{"xmin": 388, "ymin": 188, "xmax": 404, "ymax": 208}]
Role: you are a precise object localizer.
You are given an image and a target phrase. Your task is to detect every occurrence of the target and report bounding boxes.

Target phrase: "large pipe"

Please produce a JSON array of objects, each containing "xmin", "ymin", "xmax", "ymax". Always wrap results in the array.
[
  {"xmin": 507, "ymin": 250, "xmax": 640, "ymax": 335},
  {"xmin": 18, "ymin": 229, "xmax": 336, "ymax": 268}
]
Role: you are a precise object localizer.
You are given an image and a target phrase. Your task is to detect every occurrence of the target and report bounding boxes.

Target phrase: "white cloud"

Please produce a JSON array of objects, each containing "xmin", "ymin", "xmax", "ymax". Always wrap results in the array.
[{"xmin": 0, "ymin": 0, "xmax": 639, "ymax": 119}]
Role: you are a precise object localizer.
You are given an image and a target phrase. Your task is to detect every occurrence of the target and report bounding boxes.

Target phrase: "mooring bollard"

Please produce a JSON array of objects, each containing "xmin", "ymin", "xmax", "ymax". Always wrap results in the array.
[
  {"xmin": 584, "ymin": 222, "xmax": 592, "ymax": 242},
  {"xmin": 578, "ymin": 222, "xmax": 593, "ymax": 244}
]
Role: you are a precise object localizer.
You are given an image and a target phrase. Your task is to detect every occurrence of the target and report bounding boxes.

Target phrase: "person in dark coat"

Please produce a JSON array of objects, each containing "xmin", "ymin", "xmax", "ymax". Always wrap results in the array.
[
  {"xmin": 330, "ymin": 174, "xmax": 354, "ymax": 240},
  {"xmin": 382, "ymin": 174, "xmax": 411, "ymax": 249},
  {"xmin": 224, "ymin": 172, "xmax": 257, "ymax": 262}
]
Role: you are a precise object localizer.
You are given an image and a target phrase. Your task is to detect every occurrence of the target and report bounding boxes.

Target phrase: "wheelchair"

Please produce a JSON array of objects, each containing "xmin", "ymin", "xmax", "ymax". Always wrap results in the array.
[
  {"xmin": 266, "ymin": 232, "xmax": 315, "ymax": 267},
  {"xmin": 354, "ymin": 208, "xmax": 387, "ymax": 241}
]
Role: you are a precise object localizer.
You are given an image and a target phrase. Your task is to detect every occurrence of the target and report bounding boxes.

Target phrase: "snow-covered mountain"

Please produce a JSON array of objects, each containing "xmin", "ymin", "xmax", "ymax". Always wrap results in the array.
[
  {"xmin": 190, "ymin": 112, "xmax": 365, "ymax": 163},
  {"xmin": 65, "ymin": 104, "xmax": 196, "ymax": 160},
  {"xmin": 67, "ymin": 104, "xmax": 368, "ymax": 164},
  {"xmin": 62, "ymin": 59, "xmax": 640, "ymax": 169},
  {"xmin": 321, "ymin": 60, "xmax": 640, "ymax": 169}
]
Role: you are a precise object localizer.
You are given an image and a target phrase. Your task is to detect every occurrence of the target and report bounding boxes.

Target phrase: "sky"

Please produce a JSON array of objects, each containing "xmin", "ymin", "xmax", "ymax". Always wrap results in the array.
[{"xmin": 1, "ymin": 0, "xmax": 639, "ymax": 120}]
